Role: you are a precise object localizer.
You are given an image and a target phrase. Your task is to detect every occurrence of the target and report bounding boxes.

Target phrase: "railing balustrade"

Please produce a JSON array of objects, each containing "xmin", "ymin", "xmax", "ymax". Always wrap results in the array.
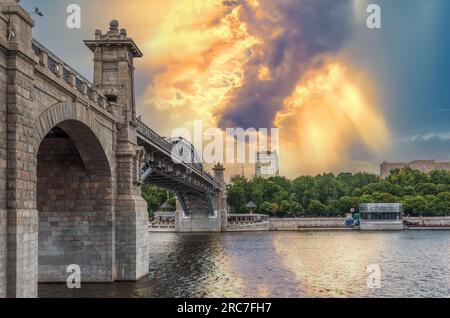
[
  {"xmin": 136, "ymin": 119, "xmax": 220, "ymax": 188},
  {"xmin": 31, "ymin": 39, "xmax": 107, "ymax": 109}
]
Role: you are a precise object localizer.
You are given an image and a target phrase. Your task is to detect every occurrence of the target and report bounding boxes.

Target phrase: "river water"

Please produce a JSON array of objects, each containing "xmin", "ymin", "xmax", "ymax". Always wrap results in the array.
[{"xmin": 39, "ymin": 231, "xmax": 450, "ymax": 298}]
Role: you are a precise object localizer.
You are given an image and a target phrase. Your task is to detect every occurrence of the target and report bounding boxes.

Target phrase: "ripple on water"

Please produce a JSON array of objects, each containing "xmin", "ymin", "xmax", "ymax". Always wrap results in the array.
[{"xmin": 39, "ymin": 231, "xmax": 450, "ymax": 298}]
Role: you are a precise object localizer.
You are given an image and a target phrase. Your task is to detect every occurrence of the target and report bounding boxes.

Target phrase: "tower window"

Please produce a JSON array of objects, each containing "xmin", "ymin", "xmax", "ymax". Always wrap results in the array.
[{"xmin": 106, "ymin": 95, "xmax": 117, "ymax": 103}]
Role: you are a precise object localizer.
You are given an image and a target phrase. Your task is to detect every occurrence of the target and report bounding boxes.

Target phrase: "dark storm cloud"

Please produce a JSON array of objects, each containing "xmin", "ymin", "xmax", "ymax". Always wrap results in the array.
[
  {"xmin": 223, "ymin": 0, "xmax": 243, "ymax": 7},
  {"xmin": 218, "ymin": 0, "xmax": 353, "ymax": 129}
]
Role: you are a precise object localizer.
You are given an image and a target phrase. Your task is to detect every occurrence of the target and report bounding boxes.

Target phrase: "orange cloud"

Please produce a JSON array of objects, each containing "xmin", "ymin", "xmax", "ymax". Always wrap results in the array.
[
  {"xmin": 275, "ymin": 62, "xmax": 390, "ymax": 176},
  {"xmin": 98, "ymin": 0, "xmax": 389, "ymax": 177},
  {"xmin": 103, "ymin": 0, "xmax": 257, "ymax": 132}
]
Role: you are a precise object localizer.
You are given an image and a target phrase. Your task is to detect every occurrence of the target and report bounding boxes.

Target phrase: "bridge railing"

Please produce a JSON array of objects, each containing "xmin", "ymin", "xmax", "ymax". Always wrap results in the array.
[
  {"xmin": 136, "ymin": 119, "xmax": 173, "ymax": 153},
  {"xmin": 31, "ymin": 39, "xmax": 108, "ymax": 111},
  {"xmin": 136, "ymin": 119, "xmax": 220, "ymax": 189}
]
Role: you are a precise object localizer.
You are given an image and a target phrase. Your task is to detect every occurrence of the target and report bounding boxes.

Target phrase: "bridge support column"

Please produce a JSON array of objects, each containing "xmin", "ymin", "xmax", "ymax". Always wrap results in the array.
[
  {"xmin": 0, "ymin": 12, "xmax": 7, "ymax": 298},
  {"xmin": 175, "ymin": 193, "xmax": 222, "ymax": 233},
  {"xmin": 175, "ymin": 164, "xmax": 228, "ymax": 233},
  {"xmin": 213, "ymin": 164, "xmax": 228, "ymax": 232},
  {"xmin": 115, "ymin": 128, "xmax": 149, "ymax": 281},
  {"xmin": 1, "ymin": 2, "xmax": 39, "ymax": 298},
  {"xmin": 85, "ymin": 17, "xmax": 148, "ymax": 282}
]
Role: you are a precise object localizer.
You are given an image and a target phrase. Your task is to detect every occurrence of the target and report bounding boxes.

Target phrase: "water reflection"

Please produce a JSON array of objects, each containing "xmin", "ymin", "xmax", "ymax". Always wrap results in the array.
[{"xmin": 39, "ymin": 231, "xmax": 450, "ymax": 298}]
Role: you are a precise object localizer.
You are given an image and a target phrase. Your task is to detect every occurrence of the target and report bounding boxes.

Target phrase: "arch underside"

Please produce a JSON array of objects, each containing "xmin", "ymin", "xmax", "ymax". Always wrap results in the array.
[{"xmin": 36, "ymin": 118, "xmax": 115, "ymax": 282}]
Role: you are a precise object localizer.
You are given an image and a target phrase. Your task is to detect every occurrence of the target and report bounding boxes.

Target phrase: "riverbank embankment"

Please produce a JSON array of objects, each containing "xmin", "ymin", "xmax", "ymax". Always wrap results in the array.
[{"xmin": 149, "ymin": 216, "xmax": 450, "ymax": 232}]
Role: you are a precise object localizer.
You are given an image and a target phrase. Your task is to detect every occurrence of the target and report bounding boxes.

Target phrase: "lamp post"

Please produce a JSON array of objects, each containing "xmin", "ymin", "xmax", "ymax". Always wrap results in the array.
[{"xmin": 246, "ymin": 201, "xmax": 257, "ymax": 214}]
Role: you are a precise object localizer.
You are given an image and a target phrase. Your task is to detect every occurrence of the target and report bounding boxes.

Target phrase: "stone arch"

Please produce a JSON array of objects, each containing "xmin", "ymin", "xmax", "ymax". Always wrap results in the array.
[
  {"xmin": 33, "ymin": 101, "xmax": 112, "ymax": 170},
  {"xmin": 35, "ymin": 109, "xmax": 116, "ymax": 282}
]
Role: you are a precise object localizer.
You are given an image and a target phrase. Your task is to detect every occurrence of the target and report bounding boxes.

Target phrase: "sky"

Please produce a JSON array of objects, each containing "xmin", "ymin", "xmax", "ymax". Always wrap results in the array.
[{"xmin": 22, "ymin": 0, "xmax": 450, "ymax": 177}]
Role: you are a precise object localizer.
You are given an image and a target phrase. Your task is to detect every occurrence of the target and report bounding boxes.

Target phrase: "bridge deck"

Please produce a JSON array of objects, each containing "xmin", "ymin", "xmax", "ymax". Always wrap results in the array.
[{"xmin": 136, "ymin": 119, "xmax": 221, "ymax": 193}]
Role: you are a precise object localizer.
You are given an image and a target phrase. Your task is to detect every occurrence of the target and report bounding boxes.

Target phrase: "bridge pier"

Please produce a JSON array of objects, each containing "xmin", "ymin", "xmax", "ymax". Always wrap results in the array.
[
  {"xmin": 0, "ymin": 1, "xmax": 149, "ymax": 298},
  {"xmin": 1, "ymin": 1, "xmax": 39, "ymax": 298},
  {"xmin": 115, "ymin": 127, "xmax": 149, "ymax": 281},
  {"xmin": 175, "ymin": 164, "xmax": 228, "ymax": 233}
]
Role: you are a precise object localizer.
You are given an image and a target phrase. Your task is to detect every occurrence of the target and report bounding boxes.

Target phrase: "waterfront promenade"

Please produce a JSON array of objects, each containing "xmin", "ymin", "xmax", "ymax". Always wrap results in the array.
[{"xmin": 149, "ymin": 216, "xmax": 450, "ymax": 232}]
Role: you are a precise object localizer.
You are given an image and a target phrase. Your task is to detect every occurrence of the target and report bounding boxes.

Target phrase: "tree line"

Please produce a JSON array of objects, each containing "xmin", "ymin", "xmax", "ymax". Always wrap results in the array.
[
  {"xmin": 226, "ymin": 168, "xmax": 450, "ymax": 217},
  {"xmin": 141, "ymin": 168, "xmax": 450, "ymax": 217},
  {"xmin": 141, "ymin": 183, "xmax": 176, "ymax": 217}
]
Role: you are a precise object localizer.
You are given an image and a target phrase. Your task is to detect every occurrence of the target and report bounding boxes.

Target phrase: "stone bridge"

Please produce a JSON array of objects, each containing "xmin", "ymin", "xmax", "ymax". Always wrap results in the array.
[{"xmin": 0, "ymin": 1, "xmax": 227, "ymax": 298}]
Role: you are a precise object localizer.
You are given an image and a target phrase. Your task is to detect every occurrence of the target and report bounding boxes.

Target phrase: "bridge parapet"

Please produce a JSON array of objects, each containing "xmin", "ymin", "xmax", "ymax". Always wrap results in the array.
[{"xmin": 31, "ymin": 39, "xmax": 111, "ymax": 113}]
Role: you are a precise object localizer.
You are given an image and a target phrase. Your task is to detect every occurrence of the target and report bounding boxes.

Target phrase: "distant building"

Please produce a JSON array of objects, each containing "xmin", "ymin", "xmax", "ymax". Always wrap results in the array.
[
  {"xmin": 256, "ymin": 151, "xmax": 280, "ymax": 178},
  {"xmin": 380, "ymin": 160, "xmax": 450, "ymax": 179},
  {"xmin": 359, "ymin": 203, "xmax": 404, "ymax": 231}
]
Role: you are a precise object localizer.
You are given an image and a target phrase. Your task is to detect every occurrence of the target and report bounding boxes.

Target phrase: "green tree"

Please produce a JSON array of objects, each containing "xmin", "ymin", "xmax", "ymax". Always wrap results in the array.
[
  {"xmin": 430, "ymin": 170, "xmax": 450, "ymax": 185},
  {"xmin": 402, "ymin": 195, "xmax": 428, "ymax": 216},
  {"xmin": 291, "ymin": 201, "xmax": 305, "ymax": 216},
  {"xmin": 141, "ymin": 184, "xmax": 173, "ymax": 217},
  {"xmin": 352, "ymin": 188, "xmax": 362, "ymax": 197},
  {"xmin": 226, "ymin": 168, "xmax": 449, "ymax": 217},
  {"xmin": 402, "ymin": 186, "xmax": 416, "ymax": 196},
  {"xmin": 338, "ymin": 196, "xmax": 359, "ymax": 214},
  {"xmin": 291, "ymin": 176, "xmax": 319, "ymax": 207},
  {"xmin": 279, "ymin": 200, "xmax": 292, "ymax": 215},
  {"xmin": 259, "ymin": 201, "xmax": 273, "ymax": 214},
  {"xmin": 227, "ymin": 176, "xmax": 248, "ymax": 213},
  {"xmin": 415, "ymin": 183, "xmax": 437, "ymax": 195},
  {"xmin": 387, "ymin": 167, "xmax": 429, "ymax": 187},
  {"xmin": 308, "ymin": 200, "xmax": 327, "ymax": 216}
]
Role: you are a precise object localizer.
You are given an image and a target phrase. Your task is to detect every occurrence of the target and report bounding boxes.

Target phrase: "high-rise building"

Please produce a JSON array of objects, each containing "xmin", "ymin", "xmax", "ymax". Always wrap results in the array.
[{"xmin": 256, "ymin": 151, "xmax": 280, "ymax": 178}]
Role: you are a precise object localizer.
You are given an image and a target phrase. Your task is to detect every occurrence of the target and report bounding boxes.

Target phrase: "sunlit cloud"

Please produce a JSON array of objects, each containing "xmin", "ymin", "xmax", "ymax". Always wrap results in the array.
[
  {"xmin": 99, "ymin": 0, "xmax": 390, "ymax": 176},
  {"xmin": 102, "ymin": 0, "xmax": 257, "ymax": 132},
  {"xmin": 275, "ymin": 62, "xmax": 390, "ymax": 175}
]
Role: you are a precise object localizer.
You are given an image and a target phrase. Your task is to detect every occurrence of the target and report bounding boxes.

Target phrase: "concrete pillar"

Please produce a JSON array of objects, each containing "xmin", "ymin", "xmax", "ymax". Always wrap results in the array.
[
  {"xmin": 0, "ymin": 1, "xmax": 38, "ymax": 298},
  {"xmin": 0, "ymin": 7, "xmax": 8, "ymax": 298},
  {"xmin": 174, "ymin": 164, "xmax": 227, "ymax": 233},
  {"xmin": 213, "ymin": 163, "xmax": 228, "ymax": 232},
  {"xmin": 68, "ymin": 72, "xmax": 76, "ymax": 87},
  {"xmin": 0, "ymin": 18, "xmax": 7, "ymax": 297},
  {"xmin": 38, "ymin": 50, "xmax": 48, "ymax": 67},
  {"xmin": 80, "ymin": 82, "xmax": 88, "ymax": 96},
  {"xmin": 174, "ymin": 198, "xmax": 182, "ymax": 232},
  {"xmin": 114, "ymin": 126, "xmax": 149, "ymax": 281},
  {"xmin": 55, "ymin": 62, "xmax": 63, "ymax": 78}
]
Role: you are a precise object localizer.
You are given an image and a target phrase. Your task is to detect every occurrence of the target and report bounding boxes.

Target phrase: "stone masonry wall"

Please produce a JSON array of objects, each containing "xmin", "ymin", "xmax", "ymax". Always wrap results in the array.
[
  {"xmin": 37, "ymin": 137, "xmax": 114, "ymax": 282},
  {"xmin": 115, "ymin": 146, "xmax": 149, "ymax": 281},
  {"xmin": 0, "ymin": 34, "xmax": 7, "ymax": 298},
  {"xmin": 177, "ymin": 194, "xmax": 221, "ymax": 233},
  {"xmin": 269, "ymin": 218, "xmax": 347, "ymax": 230},
  {"xmin": 4, "ymin": 2, "xmax": 39, "ymax": 297},
  {"xmin": 404, "ymin": 217, "xmax": 450, "ymax": 228}
]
